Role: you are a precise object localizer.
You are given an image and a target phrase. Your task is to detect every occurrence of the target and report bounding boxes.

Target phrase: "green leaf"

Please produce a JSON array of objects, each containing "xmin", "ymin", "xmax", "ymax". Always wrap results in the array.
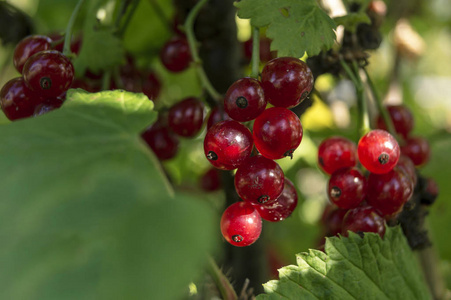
[
  {"xmin": 0, "ymin": 89, "xmax": 217, "ymax": 299},
  {"xmin": 235, "ymin": 0, "xmax": 336, "ymax": 57},
  {"xmin": 257, "ymin": 227, "xmax": 431, "ymax": 300},
  {"xmin": 334, "ymin": 13, "xmax": 371, "ymax": 33}
]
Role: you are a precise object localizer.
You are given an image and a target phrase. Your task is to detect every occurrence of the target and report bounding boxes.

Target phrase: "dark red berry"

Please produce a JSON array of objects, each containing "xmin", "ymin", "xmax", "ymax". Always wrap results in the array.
[
  {"xmin": 253, "ymin": 107, "xmax": 303, "ymax": 160},
  {"xmin": 342, "ymin": 206, "xmax": 386, "ymax": 237},
  {"xmin": 22, "ymin": 50, "xmax": 74, "ymax": 98},
  {"xmin": 261, "ymin": 57, "xmax": 313, "ymax": 108},
  {"xmin": 168, "ymin": 97, "xmax": 204, "ymax": 137},
  {"xmin": 328, "ymin": 168, "xmax": 366, "ymax": 209},
  {"xmin": 224, "ymin": 78, "xmax": 266, "ymax": 122},
  {"xmin": 242, "ymin": 36, "xmax": 276, "ymax": 63},
  {"xmin": 400, "ymin": 136, "xmax": 430, "ymax": 167},
  {"xmin": 376, "ymin": 105, "xmax": 414, "ymax": 138},
  {"xmin": 358, "ymin": 129, "xmax": 400, "ymax": 174},
  {"xmin": 325, "ymin": 207, "xmax": 348, "ymax": 236},
  {"xmin": 142, "ymin": 71, "xmax": 161, "ymax": 101},
  {"xmin": 141, "ymin": 117, "xmax": 179, "ymax": 160},
  {"xmin": 160, "ymin": 36, "xmax": 191, "ymax": 72},
  {"xmin": 220, "ymin": 201, "xmax": 262, "ymax": 247},
  {"xmin": 318, "ymin": 136, "xmax": 357, "ymax": 175},
  {"xmin": 396, "ymin": 154, "xmax": 417, "ymax": 186},
  {"xmin": 33, "ymin": 97, "xmax": 64, "ymax": 117},
  {"xmin": 235, "ymin": 155, "xmax": 284, "ymax": 205},
  {"xmin": 253, "ymin": 178, "xmax": 298, "ymax": 222},
  {"xmin": 200, "ymin": 168, "xmax": 222, "ymax": 192},
  {"xmin": 13, "ymin": 35, "xmax": 52, "ymax": 73},
  {"xmin": 206, "ymin": 106, "xmax": 231, "ymax": 130},
  {"xmin": 0, "ymin": 77, "xmax": 41, "ymax": 120},
  {"xmin": 204, "ymin": 120, "xmax": 253, "ymax": 170}
]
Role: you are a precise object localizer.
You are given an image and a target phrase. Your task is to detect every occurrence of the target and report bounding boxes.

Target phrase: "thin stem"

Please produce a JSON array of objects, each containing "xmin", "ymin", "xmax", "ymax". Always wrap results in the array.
[
  {"xmin": 352, "ymin": 61, "xmax": 370, "ymax": 137},
  {"xmin": 63, "ymin": 0, "xmax": 86, "ymax": 56},
  {"xmin": 417, "ymin": 246, "xmax": 450, "ymax": 300},
  {"xmin": 363, "ymin": 67, "xmax": 397, "ymax": 136},
  {"xmin": 184, "ymin": 0, "xmax": 222, "ymax": 103},
  {"xmin": 250, "ymin": 26, "xmax": 260, "ymax": 79},
  {"xmin": 207, "ymin": 256, "xmax": 238, "ymax": 300},
  {"xmin": 101, "ymin": 71, "xmax": 112, "ymax": 90},
  {"xmin": 117, "ymin": 0, "xmax": 140, "ymax": 37},
  {"xmin": 148, "ymin": 0, "xmax": 172, "ymax": 31}
]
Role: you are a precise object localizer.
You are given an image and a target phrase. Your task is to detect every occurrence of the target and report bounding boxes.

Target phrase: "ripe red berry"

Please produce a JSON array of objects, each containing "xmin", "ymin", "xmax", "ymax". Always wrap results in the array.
[
  {"xmin": 253, "ymin": 178, "xmax": 298, "ymax": 222},
  {"xmin": 358, "ymin": 129, "xmax": 400, "ymax": 174},
  {"xmin": 206, "ymin": 106, "xmax": 232, "ymax": 130},
  {"xmin": 328, "ymin": 168, "xmax": 366, "ymax": 209},
  {"xmin": 13, "ymin": 35, "xmax": 52, "ymax": 73},
  {"xmin": 400, "ymin": 136, "xmax": 430, "ymax": 166},
  {"xmin": 204, "ymin": 120, "xmax": 253, "ymax": 170},
  {"xmin": 342, "ymin": 206, "xmax": 386, "ymax": 237},
  {"xmin": 396, "ymin": 154, "xmax": 417, "ymax": 186},
  {"xmin": 142, "ymin": 71, "xmax": 161, "ymax": 101},
  {"xmin": 22, "ymin": 50, "xmax": 74, "ymax": 98},
  {"xmin": 141, "ymin": 117, "xmax": 179, "ymax": 160},
  {"xmin": 235, "ymin": 155, "xmax": 285, "ymax": 205},
  {"xmin": 160, "ymin": 36, "xmax": 191, "ymax": 72},
  {"xmin": 376, "ymin": 105, "xmax": 414, "ymax": 139},
  {"xmin": 0, "ymin": 77, "xmax": 42, "ymax": 120},
  {"xmin": 242, "ymin": 36, "xmax": 276, "ymax": 63},
  {"xmin": 168, "ymin": 97, "xmax": 204, "ymax": 137},
  {"xmin": 253, "ymin": 107, "xmax": 303, "ymax": 160},
  {"xmin": 220, "ymin": 201, "xmax": 262, "ymax": 247},
  {"xmin": 200, "ymin": 168, "xmax": 222, "ymax": 192},
  {"xmin": 366, "ymin": 167, "xmax": 414, "ymax": 216},
  {"xmin": 224, "ymin": 78, "xmax": 266, "ymax": 122},
  {"xmin": 33, "ymin": 97, "xmax": 64, "ymax": 117},
  {"xmin": 261, "ymin": 57, "xmax": 313, "ymax": 108},
  {"xmin": 325, "ymin": 207, "xmax": 348, "ymax": 236},
  {"xmin": 318, "ymin": 136, "xmax": 357, "ymax": 175}
]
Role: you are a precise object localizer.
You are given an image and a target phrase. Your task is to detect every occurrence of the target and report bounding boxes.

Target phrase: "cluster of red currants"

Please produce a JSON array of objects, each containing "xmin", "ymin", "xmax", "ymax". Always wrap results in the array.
[
  {"xmin": 202, "ymin": 56, "xmax": 313, "ymax": 247},
  {"xmin": 0, "ymin": 35, "xmax": 74, "ymax": 121},
  {"xmin": 320, "ymin": 104, "xmax": 431, "ymax": 240}
]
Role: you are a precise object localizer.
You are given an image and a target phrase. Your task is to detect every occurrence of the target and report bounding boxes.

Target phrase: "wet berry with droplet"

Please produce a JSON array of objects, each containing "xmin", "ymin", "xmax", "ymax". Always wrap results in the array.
[
  {"xmin": 358, "ymin": 129, "xmax": 400, "ymax": 174},
  {"xmin": 235, "ymin": 155, "xmax": 284, "ymax": 205},
  {"xmin": 224, "ymin": 77, "xmax": 266, "ymax": 122},
  {"xmin": 13, "ymin": 35, "xmax": 52, "ymax": 73},
  {"xmin": 220, "ymin": 201, "xmax": 262, "ymax": 247},
  {"xmin": 376, "ymin": 105, "xmax": 414, "ymax": 139},
  {"xmin": 328, "ymin": 168, "xmax": 366, "ymax": 209},
  {"xmin": 160, "ymin": 36, "xmax": 191, "ymax": 72},
  {"xmin": 261, "ymin": 57, "xmax": 313, "ymax": 108},
  {"xmin": 342, "ymin": 206, "xmax": 386, "ymax": 237},
  {"xmin": 318, "ymin": 136, "xmax": 357, "ymax": 175},
  {"xmin": 141, "ymin": 117, "xmax": 179, "ymax": 160},
  {"xmin": 253, "ymin": 107, "xmax": 303, "ymax": 160},
  {"xmin": 168, "ymin": 97, "xmax": 204, "ymax": 137},
  {"xmin": 0, "ymin": 77, "xmax": 42, "ymax": 120},
  {"xmin": 400, "ymin": 136, "xmax": 430, "ymax": 167},
  {"xmin": 204, "ymin": 120, "xmax": 253, "ymax": 170}
]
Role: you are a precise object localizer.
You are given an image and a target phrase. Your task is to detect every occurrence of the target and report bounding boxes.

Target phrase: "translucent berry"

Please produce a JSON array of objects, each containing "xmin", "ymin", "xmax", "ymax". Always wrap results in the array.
[
  {"xmin": 358, "ymin": 129, "xmax": 400, "ymax": 174},
  {"xmin": 253, "ymin": 107, "xmax": 303, "ymax": 160},
  {"xmin": 204, "ymin": 120, "xmax": 253, "ymax": 170},
  {"xmin": 0, "ymin": 77, "xmax": 41, "ymax": 120},
  {"xmin": 318, "ymin": 136, "xmax": 357, "ymax": 175},
  {"xmin": 160, "ymin": 36, "xmax": 191, "ymax": 72},
  {"xmin": 400, "ymin": 136, "xmax": 430, "ymax": 167},
  {"xmin": 141, "ymin": 117, "xmax": 179, "ymax": 160},
  {"xmin": 224, "ymin": 78, "xmax": 266, "ymax": 122},
  {"xmin": 200, "ymin": 168, "xmax": 222, "ymax": 192},
  {"xmin": 261, "ymin": 57, "xmax": 313, "ymax": 108},
  {"xmin": 342, "ymin": 206, "xmax": 386, "ymax": 237},
  {"xmin": 220, "ymin": 201, "xmax": 262, "ymax": 247},
  {"xmin": 13, "ymin": 35, "xmax": 52, "ymax": 73},
  {"xmin": 328, "ymin": 168, "xmax": 366, "ymax": 209},
  {"xmin": 168, "ymin": 97, "xmax": 204, "ymax": 137},
  {"xmin": 376, "ymin": 105, "xmax": 414, "ymax": 138}
]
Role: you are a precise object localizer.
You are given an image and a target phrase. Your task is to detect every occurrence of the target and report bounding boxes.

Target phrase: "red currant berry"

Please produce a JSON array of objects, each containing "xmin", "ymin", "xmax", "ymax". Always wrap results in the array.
[
  {"xmin": 253, "ymin": 107, "xmax": 303, "ymax": 160},
  {"xmin": 358, "ymin": 129, "xmax": 400, "ymax": 174},
  {"xmin": 342, "ymin": 206, "xmax": 386, "ymax": 237},
  {"xmin": 204, "ymin": 120, "xmax": 253, "ymax": 170},
  {"xmin": 325, "ymin": 207, "xmax": 348, "ymax": 236},
  {"xmin": 160, "ymin": 36, "xmax": 191, "ymax": 72},
  {"xmin": 318, "ymin": 136, "xmax": 357, "ymax": 175},
  {"xmin": 235, "ymin": 155, "xmax": 284, "ymax": 205},
  {"xmin": 0, "ymin": 77, "xmax": 42, "ymax": 121},
  {"xmin": 206, "ymin": 106, "xmax": 232, "ymax": 130},
  {"xmin": 243, "ymin": 36, "xmax": 276, "ymax": 63},
  {"xmin": 142, "ymin": 71, "xmax": 161, "ymax": 101},
  {"xmin": 366, "ymin": 167, "xmax": 414, "ymax": 216},
  {"xmin": 168, "ymin": 97, "xmax": 204, "ymax": 137},
  {"xmin": 396, "ymin": 154, "xmax": 417, "ymax": 186},
  {"xmin": 33, "ymin": 97, "xmax": 64, "ymax": 117},
  {"xmin": 13, "ymin": 35, "xmax": 52, "ymax": 74},
  {"xmin": 220, "ymin": 201, "xmax": 262, "ymax": 247},
  {"xmin": 328, "ymin": 168, "xmax": 366, "ymax": 209},
  {"xmin": 200, "ymin": 168, "xmax": 222, "ymax": 192},
  {"xmin": 224, "ymin": 78, "xmax": 266, "ymax": 122},
  {"xmin": 400, "ymin": 136, "xmax": 430, "ymax": 166},
  {"xmin": 376, "ymin": 105, "xmax": 414, "ymax": 138},
  {"xmin": 421, "ymin": 177, "xmax": 439, "ymax": 205},
  {"xmin": 261, "ymin": 57, "xmax": 313, "ymax": 108},
  {"xmin": 23, "ymin": 50, "xmax": 74, "ymax": 98},
  {"xmin": 253, "ymin": 178, "xmax": 298, "ymax": 222},
  {"xmin": 141, "ymin": 118, "xmax": 179, "ymax": 160}
]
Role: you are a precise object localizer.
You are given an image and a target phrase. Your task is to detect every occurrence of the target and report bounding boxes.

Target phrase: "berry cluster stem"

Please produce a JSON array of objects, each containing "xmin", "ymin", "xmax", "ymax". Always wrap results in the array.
[
  {"xmin": 250, "ymin": 26, "xmax": 260, "ymax": 79},
  {"xmin": 207, "ymin": 256, "xmax": 238, "ymax": 300},
  {"xmin": 184, "ymin": 0, "xmax": 222, "ymax": 103},
  {"xmin": 63, "ymin": 0, "xmax": 86, "ymax": 57}
]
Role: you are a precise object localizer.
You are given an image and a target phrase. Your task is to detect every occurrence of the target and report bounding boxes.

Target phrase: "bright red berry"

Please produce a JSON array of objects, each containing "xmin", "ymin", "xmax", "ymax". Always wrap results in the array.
[
  {"xmin": 168, "ymin": 97, "xmax": 204, "ymax": 137},
  {"xmin": 235, "ymin": 155, "xmax": 285, "ymax": 205},
  {"xmin": 376, "ymin": 105, "xmax": 414, "ymax": 139},
  {"xmin": 220, "ymin": 201, "xmax": 262, "ymax": 247},
  {"xmin": 204, "ymin": 120, "xmax": 253, "ymax": 170},
  {"xmin": 0, "ymin": 77, "xmax": 42, "ymax": 120},
  {"xmin": 253, "ymin": 107, "xmax": 303, "ymax": 160},
  {"xmin": 261, "ymin": 57, "xmax": 313, "ymax": 108},
  {"xmin": 13, "ymin": 35, "xmax": 52, "ymax": 73},
  {"xmin": 224, "ymin": 78, "xmax": 266, "ymax": 122},
  {"xmin": 160, "ymin": 36, "xmax": 191, "ymax": 72},
  {"xmin": 342, "ymin": 206, "xmax": 386, "ymax": 237},
  {"xmin": 400, "ymin": 136, "xmax": 430, "ymax": 166},
  {"xmin": 328, "ymin": 168, "xmax": 366, "ymax": 209},
  {"xmin": 358, "ymin": 129, "xmax": 400, "ymax": 174},
  {"xmin": 141, "ymin": 117, "xmax": 179, "ymax": 160},
  {"xmin": 318, "ymin": 136, "xmax": 357, "ymax": 175}
]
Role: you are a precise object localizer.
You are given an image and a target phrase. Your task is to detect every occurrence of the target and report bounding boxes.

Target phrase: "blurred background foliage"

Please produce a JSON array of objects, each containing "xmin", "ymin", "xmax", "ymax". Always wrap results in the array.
[{"xmin": 1, "ymin": 0, "xmax": 451, "ymax": 294}]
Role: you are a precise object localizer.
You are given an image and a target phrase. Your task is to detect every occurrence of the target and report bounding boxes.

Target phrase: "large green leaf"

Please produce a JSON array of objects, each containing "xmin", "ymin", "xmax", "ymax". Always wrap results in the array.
[
  {"xmin": 257, "ymin": 227, "xmax": 431, "ymax": 300},
  {"xmin": 235, "ymin": 0, "xmax": 336, "ymax": 57},
  {"xmin": 0, "ymin": 89, "xmax": 216, "ymax": 299}
]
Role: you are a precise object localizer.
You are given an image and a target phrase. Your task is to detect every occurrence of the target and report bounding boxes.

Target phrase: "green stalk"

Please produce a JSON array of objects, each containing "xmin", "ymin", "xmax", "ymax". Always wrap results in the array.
[
  {"xmin": 117, "ymin": 0, "xmax": 140, "ymax": 37},
  {"xmin": 352, "ymin": 61, "xmax": 371, "ymax": 138},
  {"xmin": 63, "ymin": 0, "xmax": 86, "ymax": 57},
  {"xmin": 148, "ymin": 0, "xmax": 172, "ymax": 31},
  {"xmin": 207, "ymin": 256, "xmax": 238, "ymax": 300},
  {"xmin": 363, "ymin": 67, "xmax": 397, "ymax": 136},
  {"xmin": 184, "ymin": 0, "xmax": 222, "ymax": 103},
  {"xmin": 250, "ymin": 26, "xmax": 260, "ymax": 79}
]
